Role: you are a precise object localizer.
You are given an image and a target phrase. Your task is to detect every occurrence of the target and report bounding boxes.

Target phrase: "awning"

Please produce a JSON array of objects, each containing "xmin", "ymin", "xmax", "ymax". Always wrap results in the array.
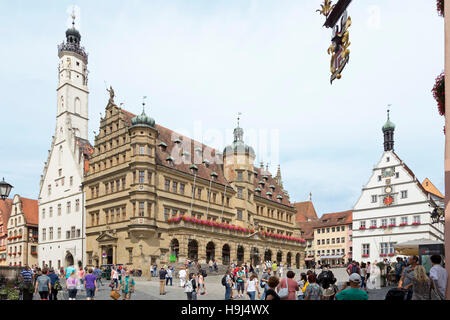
[
  {"xmin": 394, "ymin": 239, "xmax": 444, "ymax": 256},
  {"xmin": 319, "ymin": 255, "xmax": 344, "ymax": 259}
]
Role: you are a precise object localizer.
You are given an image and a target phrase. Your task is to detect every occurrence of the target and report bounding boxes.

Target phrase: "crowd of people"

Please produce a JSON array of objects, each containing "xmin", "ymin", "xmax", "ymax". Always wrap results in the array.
[{"xmin": 16, "ymin": 254, "xmax": 447, "ymax": 301}]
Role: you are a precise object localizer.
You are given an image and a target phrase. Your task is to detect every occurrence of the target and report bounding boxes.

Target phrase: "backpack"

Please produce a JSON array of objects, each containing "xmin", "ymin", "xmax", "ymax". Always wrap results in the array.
[
  {"xmin": 184, "ymin": 279, "xmax": 193, "ymax": 293},
  {"xmin": 221, "ymin": 275, "xmax": 227, "ymax": 286}
]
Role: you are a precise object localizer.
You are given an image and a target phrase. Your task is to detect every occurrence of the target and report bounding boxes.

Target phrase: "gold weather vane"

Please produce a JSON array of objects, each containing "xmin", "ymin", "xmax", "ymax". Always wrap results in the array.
[{"xmin": 316, "ymin": 0, "xmax": 336, "ymax": 17}]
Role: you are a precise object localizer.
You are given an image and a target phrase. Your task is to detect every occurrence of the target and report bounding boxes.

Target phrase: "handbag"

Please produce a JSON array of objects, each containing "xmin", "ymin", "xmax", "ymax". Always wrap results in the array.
[
  {"xmin": 110, "ymin": 290, "xmax": 121, "ymax": 300},
  {"xmin": 278, "ymin": 278, "xmax": 289, "ymax": 299},
  {"xmin": 54, "ymin": 280, "xmax": 62, "ymax": 291}
]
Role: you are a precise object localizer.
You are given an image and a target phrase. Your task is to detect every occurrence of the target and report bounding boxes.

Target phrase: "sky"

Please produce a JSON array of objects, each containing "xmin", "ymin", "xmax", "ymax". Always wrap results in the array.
[{"xmin": 0, "ymin": 0, "xmax": 445, "ymax": 217}]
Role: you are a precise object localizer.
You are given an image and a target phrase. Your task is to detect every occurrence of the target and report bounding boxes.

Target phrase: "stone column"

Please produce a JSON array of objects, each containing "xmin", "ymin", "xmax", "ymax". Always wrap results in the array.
[
  {"xmin": 178, "ymin": 236, "xmax": 188, "ymax": 263},
  {"xmin": 243, "ymin": 244, "xmax": 251, "ymax": 265}
]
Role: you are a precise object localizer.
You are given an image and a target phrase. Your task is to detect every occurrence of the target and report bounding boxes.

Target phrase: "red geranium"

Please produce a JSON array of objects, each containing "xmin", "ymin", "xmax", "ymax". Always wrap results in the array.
[
  {"xmin": 437, "ymin": 0, "xmax": 445, "ymax": 17},
  {"xmin": 432, "ymin": 71, "xmax": 445, "ymax": 115}
]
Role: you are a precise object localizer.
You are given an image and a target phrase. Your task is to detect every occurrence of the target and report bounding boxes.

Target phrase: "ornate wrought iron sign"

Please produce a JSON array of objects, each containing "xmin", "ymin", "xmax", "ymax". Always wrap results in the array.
[{"xmin": 317, "ymin": 0, "xmax": 352, "ymax": 84}]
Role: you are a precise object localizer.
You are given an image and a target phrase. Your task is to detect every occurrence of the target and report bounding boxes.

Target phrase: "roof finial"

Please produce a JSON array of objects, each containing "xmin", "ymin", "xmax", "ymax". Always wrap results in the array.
[
  {"xmin": 387, "ymin": 104, "xmax": 392, "ymax": 120},
  {"xmin": 71, "ymin": 7, "xmax": 76, "ymax": 28},
  {"xmin": 142, "ymin": 96, "xmax": 148, "ymax": 113},
  {"xmin": 237, "ymin": 112, "xmax": 242, "ymax": 127},
  {"xmin": 309, "ymin": 192, "xmax": 312, "ymax": 201}
]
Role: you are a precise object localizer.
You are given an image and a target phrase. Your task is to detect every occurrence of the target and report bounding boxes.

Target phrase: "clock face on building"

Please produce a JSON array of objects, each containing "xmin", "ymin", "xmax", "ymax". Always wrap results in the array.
[
  {"xmin": 385, "ymin": 186, "xmax": 392, "ymax": 194},
  {"xmin": 384, "ymin": 196, "xmax": 393, "ymax": 206}
]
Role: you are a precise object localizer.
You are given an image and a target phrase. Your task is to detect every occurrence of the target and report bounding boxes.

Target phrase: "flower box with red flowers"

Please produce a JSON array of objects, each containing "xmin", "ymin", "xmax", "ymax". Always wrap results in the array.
[
  {"xmin": 380, "ymin": 225, "xmax": 388, "ymax": 229},
  {"xmin": 362, "ymin": 254, "xmax": 369, "ymax": 258},
  {"xmin": 17, "ymin": 235, "xmax": 22, "ymax": 238},
  {"xmin": 388, "ymin": 224, "xmax": 396, "ymax": 228},
  {"xmin": 380, "ymin": 253, "xmax": 387, "ymax": 257},
  {"xmin": 369, "ymin": 226, "xmax": 377, "ymax": 229},
  {"xmin": 17, "ymin": 252, "xmax": 22, "ymax": 255},
  {"xmin": 388, "ymin": 253, "xmax": 395, "ymax": 257},
  {"xmin": 412, "ymin": 222, "xmax": 421, "ymax": 226},
  {"xmin": 8, "ymin": 253, "xmax": 12, "ymax": 256},
  {"xmin": 12, "ymin": 253, "xmax": 16, "ymax": 256},
  {"xmin": 359, "ymin": 227, "xmax": 366, "ymax": 230},
  {"xmin": 31, "ymin": 252, "xmax": 37, "ymax": 255},
  {"xmin": 399, "ymin": 223, "xmax": 408, "ymax": 227}
]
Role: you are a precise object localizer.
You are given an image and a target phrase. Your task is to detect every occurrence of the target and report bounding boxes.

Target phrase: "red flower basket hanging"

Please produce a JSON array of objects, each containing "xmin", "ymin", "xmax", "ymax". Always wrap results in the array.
[
  {"xmin": 437, "ymin": 0, "xmax": 445, "ymax": 17},
  {"xmin": 432, "ymin": 72, "xmax": 445, "ymax": 116}
]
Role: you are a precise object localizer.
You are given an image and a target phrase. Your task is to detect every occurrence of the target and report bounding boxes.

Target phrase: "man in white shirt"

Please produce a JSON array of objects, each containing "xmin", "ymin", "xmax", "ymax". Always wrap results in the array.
[
  {"xmin": 429, "ymin": 255, "xmax": 448, "ymax": 299},
  {"xmin": 178, "ymin": 267, "xmax": 187, "ymax": 287}
]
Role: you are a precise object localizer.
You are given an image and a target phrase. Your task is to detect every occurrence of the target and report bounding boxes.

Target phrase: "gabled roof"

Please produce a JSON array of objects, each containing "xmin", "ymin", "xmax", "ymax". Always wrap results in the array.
[
  {"xmin": 422, "ymin": 178, "xmax": 444, "ymax": 199},
  {"xmin": 253, "ymin": 167, "xmax": 293, "ymax": 207},
  {"xmin": 16, "ymin": 196, "xmax": 38, "ymax": 226},
  {"xmin": 294, "ymin": 201, "xmax": 318, "ymax": 223},
  {"xmin": 317, "ymin": 210, "xmax": 352, "ymax": 227}
]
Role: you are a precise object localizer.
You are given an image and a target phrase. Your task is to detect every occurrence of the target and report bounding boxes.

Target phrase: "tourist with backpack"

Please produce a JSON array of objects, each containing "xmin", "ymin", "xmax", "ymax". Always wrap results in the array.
[
  {"xmin": 259, "ymin": 267, "xmax": 271, "ymax": 300},
  {"xmin": 222, "ymin": 270, "xmax": 233, "ymax": 300},
  {"xmin": 184, "ymin": 273, "xmax": 198, "ymax": 300},
  {"xmin": 346, "ymin": 261, "xmax": 360, "ymax": 276}
]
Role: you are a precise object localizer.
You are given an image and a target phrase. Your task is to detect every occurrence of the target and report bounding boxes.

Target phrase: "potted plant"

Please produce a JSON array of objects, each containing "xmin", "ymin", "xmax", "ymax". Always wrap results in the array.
[
  {"xmin": 432, "ymin": 71, "xmax": 445, "ymax": 115},
  {"xmin": 437, "ymin": 0, "xmax": 444, "ymax": 17}
]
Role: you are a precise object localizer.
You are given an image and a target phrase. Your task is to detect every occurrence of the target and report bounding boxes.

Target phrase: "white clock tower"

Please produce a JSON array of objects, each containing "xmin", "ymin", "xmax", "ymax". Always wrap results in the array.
[{"xmin": 38, "ymin": 13, "xmax": 92, "ymax": 270}]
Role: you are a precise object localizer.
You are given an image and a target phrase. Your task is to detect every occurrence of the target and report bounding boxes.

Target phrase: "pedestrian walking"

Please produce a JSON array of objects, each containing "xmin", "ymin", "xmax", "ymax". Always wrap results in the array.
[
  {"xmin": 255, "ymin": 263, "xmax": 260, "ymax": 275},
  {"xmin": 245, "ymin": 273, "xmax": 260, "ymax": 300},
  {"xmin": 235, "ymin": 266, "xmax": 246, "ymax": 298},
  {"xmin": 178, "ymin": 267, "xmax": 187, "ymax": 287},
  {"xmin": 34, "ymin": 268, "xmax": 52, "ymax": 300},
  {"xmin": 429, "ymin": 255, "xmax": 448, "ymax": 299},
  {"xmin": 84, "ymin": 268, "xmax": 98, "ymax": 300},
  {"xmin": 276, "ymin": 270, "xmax": 299, "ymax": 300},
  {"xmin": 366, "ymin": 262, "xmax": 371, "ymax": 283},
  {"xmin": 118, "ymin": 270, "xmax": 135, "ymax": 300},
  {"xmin": 264, "ymin": 276, "xmax": 281, "ymax": 301},
  {"xmin": 398, "ymin": 256, "xmax": 419, "ymax": 300},
  {"xmin": 166, "ymin": 266, "xmax": 173, "ymax": 286},
  {"xmin": 394, "ymin": 257, "xmax": 406, "ymax": 283},
  {"xmin": 159, "ymin": 266, "xmax": 167, "ymax": 295},
  {"xmin": 360, "ymin": 262, "xmax": 368, "ymax": 292},
  {"xmin": 94, "ymin": 266, "xmax": 103, "ymax": 286},
  {"xmin": 223, "ymin": 270, "xmax": 233, "ymax": 300},
  {"xmin": 209, "ymin": 260, "xmax": 213, "ymax": 272},
  {"xmin": 66, "ymin": 271, "xmax": 79, "ymax": 300},
  {"xmin": 47, "ymin": 268, "xmax": 60, "ymax": 301},
  {"xmin": 271, "ymin": 262, "xmax": 278, "ymax": 276},
  {"xmin": 78, "ymin": 267, "xmax": 85, "ymax": 288},
  {"xmin": 304, "ymin": 274, "xmax": 323, "ymax": 300},
  {"xmin": 197, "ymin": 271, "xmax": 207, "ymax": 295},
  {"xmin": 184, "ymin": 273, "xmax": 198, "ymax": 300},
  {"xmin": 213, "ymin": 260, "xmax": 218, "ymax": 273},
  {"xmin": 297, "ymin": 273, "xmax": 307, "ymax": 300},
  {"xmin": 259, "ymin": 267, "xmax": 271, "ymax": 300},
  {"xmin": 403, "ymin": 265, "xmax": 433, "ymax": 300},
  {"xmin": 111, "ymin": 266, "xmax": 119, "ymax": 289}
]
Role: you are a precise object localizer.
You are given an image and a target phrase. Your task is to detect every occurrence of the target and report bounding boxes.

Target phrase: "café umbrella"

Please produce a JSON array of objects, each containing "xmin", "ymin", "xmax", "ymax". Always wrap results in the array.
[{"xmin": 394, "ymin": 239, "xmax": 443, "ymax": 256}]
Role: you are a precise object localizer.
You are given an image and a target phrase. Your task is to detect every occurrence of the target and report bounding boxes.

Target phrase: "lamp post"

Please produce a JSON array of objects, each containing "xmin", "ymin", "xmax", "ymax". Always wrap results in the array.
[{"xmin": 0, "ymin": 178, "xmax": 13, "ymax": 201}]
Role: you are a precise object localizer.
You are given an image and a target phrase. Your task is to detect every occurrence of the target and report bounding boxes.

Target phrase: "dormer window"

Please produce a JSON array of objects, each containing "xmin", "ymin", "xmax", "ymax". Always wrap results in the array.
[
  {"xmin": 190, "ymin": 165, "xmax": 198, "ymax": 174},
  {"xmin": 166, "ymin": 156, "xmax": 174, "ymax": 167},
  {"xmin": 158, "ymin": 142, "xmax": 167, "ymax": 151},
  {"xmin": 266, "ymin": 191, "xmax": 272, "ymax": 199},
  {"xmin": 277, "ymin": 195, "xmax": 283, "ymax": 202},
  {"xmin": 210, "ymin": 172, "xmax": 218, "ymax": 181},
  {"xmin": 263, "ymin": 175, "xmax": 269, "ymax": 181},
  {"xmin": 259, "ymin": 180, "xmax": 265, "ymax": 187},
  {"xmin": 203, "ymin": 159, "xmax": 210, "ymax": 168},
  {"xmin": 174, "ymin": 138, "xmax": 182, "ymax": 145},
  {"xmin": 255, "ymin": 187, "xmax": 261, "ymax": 195},
  {"xmin": 269, "ymin": 185, "xmax": 276, "ymax": 191}
]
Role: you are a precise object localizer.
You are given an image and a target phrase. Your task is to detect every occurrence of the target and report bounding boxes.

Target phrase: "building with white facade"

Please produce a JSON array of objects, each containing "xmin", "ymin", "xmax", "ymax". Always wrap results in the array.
[
  {"xmin": 38, "ymin": 16, "xmax": 93, "ymax": 269},
  {"xmin": 352, "ymin": 112, "xmax": 444, "ymax": 263}
]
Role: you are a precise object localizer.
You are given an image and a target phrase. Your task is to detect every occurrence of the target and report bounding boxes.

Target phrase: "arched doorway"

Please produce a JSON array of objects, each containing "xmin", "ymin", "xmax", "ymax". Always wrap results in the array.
[
  {"xmin": 206, "ymin": 242, "xmax": 215, "ymax": 263},
  {"xmin": 188, "ymin": 240, "xmax": 198, "ymax": 261},
  {"xmin": 222, "ymin": 244, "xmax": 230, "ymax": 265},
  {"xmin": 295, "ymin": 253, "xmax": 300, "ymax": 269},
  {"xmin": 286, "ymin": 252, "xmax": 292, "ymax": 267},
  {"xmin": 237, "ymin": 246, "xmax": 244, "ymax": 265},
  {"xmin": 170, "ymin": 239, "xmax": 180, "ymax": 262},
  {"xmin": 276, "ymin": 251, "xmax": 282, "ymax": 264},
  {"xmin": 65, "ymin": 252, "xmax": 74, "ymax": 267},
  {"xmin": 264, "ymin": 249, "xmax": 272, "ymax": 262},
  {"xmin": 251, "ymin": 247, "xmax": 260, "ymax": 266}
]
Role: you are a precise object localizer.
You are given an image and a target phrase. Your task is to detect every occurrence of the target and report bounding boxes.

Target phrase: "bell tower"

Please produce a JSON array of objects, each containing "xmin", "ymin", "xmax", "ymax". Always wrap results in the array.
[
  {"xmin": 56, "ymin": 11, "xmax": 89, "ymax": 140},
  {"xmin": 382, "ymin": 109, "xmax": 395, "ymax": 152}
]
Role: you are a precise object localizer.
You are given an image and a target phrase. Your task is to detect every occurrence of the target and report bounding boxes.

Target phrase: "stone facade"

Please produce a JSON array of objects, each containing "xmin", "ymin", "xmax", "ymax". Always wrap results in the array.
[{"xmin": 84, "ymin": 98, "xmax": 305, "ymax": 276}]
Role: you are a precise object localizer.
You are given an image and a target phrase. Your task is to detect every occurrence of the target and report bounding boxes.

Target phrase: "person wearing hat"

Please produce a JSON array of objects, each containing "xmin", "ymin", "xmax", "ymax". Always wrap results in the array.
[{"xmin": 335, "ymin": 273, "xmax": 369, "ymax": 300}]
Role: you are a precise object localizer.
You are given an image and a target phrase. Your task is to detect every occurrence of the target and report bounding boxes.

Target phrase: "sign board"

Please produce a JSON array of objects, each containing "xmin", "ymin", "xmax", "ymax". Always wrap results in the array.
[{"xmin": 418, "ymin": 244, "xmax": 445, "ymax": 274}]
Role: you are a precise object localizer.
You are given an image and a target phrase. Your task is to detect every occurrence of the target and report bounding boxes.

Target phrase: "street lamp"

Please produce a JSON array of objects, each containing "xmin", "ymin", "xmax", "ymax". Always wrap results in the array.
[{"xmin": 0, "ymin": 178, "xmax": 13, "ymax": 200}]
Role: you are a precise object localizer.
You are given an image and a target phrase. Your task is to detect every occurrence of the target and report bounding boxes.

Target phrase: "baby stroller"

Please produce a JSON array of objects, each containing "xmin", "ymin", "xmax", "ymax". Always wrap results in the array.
[{"xmin": 385, "ymin": 288, "xmax": 408, "ymax": 301}]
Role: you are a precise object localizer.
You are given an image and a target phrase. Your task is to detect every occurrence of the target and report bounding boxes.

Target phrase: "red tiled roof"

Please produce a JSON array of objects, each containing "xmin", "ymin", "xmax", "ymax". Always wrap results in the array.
[
  {"xmin": 298, "ymin": 221, "xmax": 318, "ymax": 240},
  {"xmin": 422, "ymin": 178, "xmax": 444, "ymax": 199},
  {"xmin": 0, "ymin": 199, "xmax": 13, "ymax": 232},
  {"xmin": 76, "ymin": 137, "xmax": 94, "ymax": 174},
  {"xmin": 294, "ymin": 201, "xmax": 318, "ymax": 223},
  {"xmin": 317, "ymin": 210, "xmax": 352, "ymax": 227},
  {"xmin": 252, "ymin": 167, "xmax": 293, "ymax": 207},
  {"xmin": 120, "ymin": 109, "xmax": 293, "ymax": 207},
  {"xmin": 20, "ymin": 197, "xmax": 39, "ymax": 226}
]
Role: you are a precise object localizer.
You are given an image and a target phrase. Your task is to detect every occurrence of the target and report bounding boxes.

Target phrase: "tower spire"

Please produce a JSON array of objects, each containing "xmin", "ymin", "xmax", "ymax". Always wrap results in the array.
[{"xmin": 382, "ymin": 105, "xmax": 395, "ymax": 152}]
